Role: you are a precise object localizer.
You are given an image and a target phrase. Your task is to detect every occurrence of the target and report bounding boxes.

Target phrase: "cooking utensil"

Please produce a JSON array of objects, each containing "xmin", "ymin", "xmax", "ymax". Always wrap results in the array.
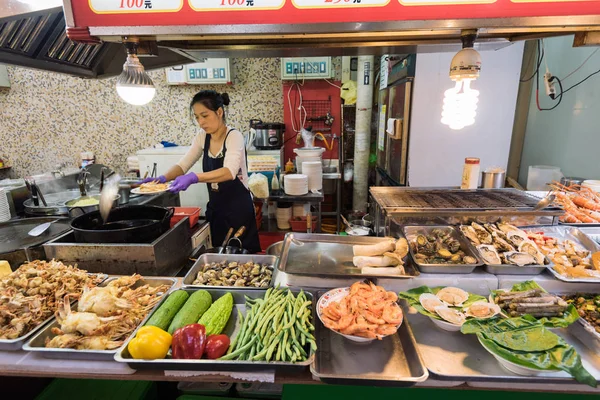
[
  {"xmin": 340, "ymin": 215, "xmax": 353, "ymax": 229},
  {"xmin": 228, "ymin": 226, "xmax": 246, "ymax": 248},
  {"xmin": 481, "ymin": 171, "xmax": 506, "ymax": 189},
  {"xmin": 99, "ymin": 174, "xmax": 120, "ymax": 223},
  {"xmin": 532, "ymin": 193, "xmax": 556, "ymax": 211},
  {"xmin": 70, "ymin": 205, "xmax": 174, "ymax": 244},
  {"xmin": 218, "ymin": 227, "xmax": 235, "ymax": 254},
  {"xmin": 27, "ymin": 219, "xmax": 60, "ymax": 237}
]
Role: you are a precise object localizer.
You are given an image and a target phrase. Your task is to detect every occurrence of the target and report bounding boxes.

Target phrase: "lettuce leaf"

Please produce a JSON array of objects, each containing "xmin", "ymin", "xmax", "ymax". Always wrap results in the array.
[
  {"xmin": 462, "ymin": 317, "xmax": 596, "ymax": 387},
  {"xmin": 398, "ymin": 285, "xmax": 486, "ymax": 320},
  {"xmin": 491, "ymin": 281, "xmax": 580, "ymax": 328}
]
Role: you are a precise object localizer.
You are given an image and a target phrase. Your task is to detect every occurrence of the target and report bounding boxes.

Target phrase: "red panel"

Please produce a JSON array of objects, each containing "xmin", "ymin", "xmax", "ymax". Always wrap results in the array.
[
  {"xmin": 69, "ymin": 0, "xmax": 600, "ymax": 28},
  {"xmin": 282, "ymin": 80, "xmax": 342, "ymax": 165}
]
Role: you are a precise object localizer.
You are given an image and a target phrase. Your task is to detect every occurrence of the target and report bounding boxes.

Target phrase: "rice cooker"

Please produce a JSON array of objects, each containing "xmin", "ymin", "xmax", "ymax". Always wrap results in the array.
[{"xmin": 250, "ymin": 119, "xmax": 285, "ymax": 150}]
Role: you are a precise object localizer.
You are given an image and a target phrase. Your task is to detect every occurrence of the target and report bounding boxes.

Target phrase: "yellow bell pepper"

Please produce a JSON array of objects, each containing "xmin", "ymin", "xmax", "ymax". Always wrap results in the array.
[{"xmin": 128, "ymin": 326, "xmax": 172, "ymax": 360}]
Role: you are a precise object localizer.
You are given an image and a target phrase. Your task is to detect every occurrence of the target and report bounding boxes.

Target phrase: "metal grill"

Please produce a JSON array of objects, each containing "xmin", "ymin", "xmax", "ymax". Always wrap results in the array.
[{"xmin": 370, "ymin": 188, "xmax": 543, "ymax": 211}]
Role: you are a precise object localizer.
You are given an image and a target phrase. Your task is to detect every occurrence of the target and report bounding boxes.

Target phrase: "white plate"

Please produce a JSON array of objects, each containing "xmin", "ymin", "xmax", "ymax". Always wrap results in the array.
[
  {"xmin": 131, "ymin": 186, "xmax": 170, "ymax": 195},
  {"xmin": 316, "ymin": 287, "xmax": 402, "ymax": 343},
  {"xmin": 477, "ymin": 336, "xmax": 560, "ymax": 376},
  {"xmin": 429, "ymin": 316, "xmax": 463, "ymax": 332}
]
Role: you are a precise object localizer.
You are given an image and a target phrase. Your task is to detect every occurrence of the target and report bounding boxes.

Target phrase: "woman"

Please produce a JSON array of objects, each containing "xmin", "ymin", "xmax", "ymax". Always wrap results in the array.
[{"xmin": 143, "ymin": 90, "xmax": 261, "ymax": 253}]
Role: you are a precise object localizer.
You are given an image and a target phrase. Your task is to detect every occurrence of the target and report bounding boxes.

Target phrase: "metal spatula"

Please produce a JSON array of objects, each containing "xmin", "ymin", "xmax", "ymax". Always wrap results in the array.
[{"xmin": 99, "ymin": 174, "xmax": 121, "ymax": 223}]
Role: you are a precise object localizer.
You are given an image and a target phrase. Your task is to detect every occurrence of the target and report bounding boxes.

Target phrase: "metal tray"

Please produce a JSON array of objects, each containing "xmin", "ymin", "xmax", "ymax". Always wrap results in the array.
[
  {"xmin": 115, "ymin": 288, "xmax": 315, "ymax": 372},
  {"xmin": 277, "ymin": 233, "xmax": 419, "ymax": 279},
  {"xmin": 457, "ymin": 224, "xmax": 550, "ymax": 276},
  {"xmin": 403, "ymin": 225, "xmax": 482, "ymax": 274},
  {"xmin": 559, "ymin": 292, "xmax": 600, "ymax": 354},
  {"xmin": 525, "ymin": 226, "xmax": 600, "ymax": 283},
  {"xmin": 311, "ymin": 291, "xmax": 428, "ymax": 386},
  {"xmin": 22, "ymin": 276, "xmax": 176, "ymax": 360},
  {"xmin": 0, "ymin": 273, "xmax": 107, "ymax": 351},
  {"xmin": 403, "ymin": 302, "xmax": 600, "ymax": 384},
  {"xmin": 182, "ymin": 254, "xmax": 278, "ymax": 289}
]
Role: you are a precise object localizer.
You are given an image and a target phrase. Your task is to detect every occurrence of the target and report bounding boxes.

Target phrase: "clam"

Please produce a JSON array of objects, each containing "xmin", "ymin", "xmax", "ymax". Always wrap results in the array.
[
  {"xmin": 518, "ymin": 240, "xmax": 546, "ymax": 265},
  {"xmin": 463, "ymin": 255, "xmax": 477, "ymax": 264},
  {"xmin": 503, "ymin": 251, "xmax": 536, "ymax": 266},
  {"xmin": 460, "ymin": 225, "xmax": 481, "ymax": 246},
  {"xmin": 416, "ymin": 234, "xmax": 428, "ymax": 246},
  {"xmin": 450, "ymin": 254, "xmax": 462, "ymax": 263},
  {"xmin": 431, "ymin": 228, "xmax": 446, "ymax": 238},
  {"xmin": 437, "ymin": 248, "xmax": 453, "ymax": 259},
  {"xmin": 471, "ymin": 222, "xmax": 493, "ymax": 245},
  {"xmin": 436, "ymin": 287, "xmax": 469, "ymax": 307},
  {"xmin": 445, "ymin": 238, "xmax": 461, "ymax": 253},
  {"xmin": 419, "ymin": 293, "xmax": 445, "ymax": 313},
  {"xmin": 435, "ymin": 305, "xmax": 466, "ymax": 326},
  {"xmin": 463, "ymin": 301, "xmax": 501, "ymax": 319},
  {"xmin": 478, "ymin": 244, "xmax": 502, "ymax": 265}
]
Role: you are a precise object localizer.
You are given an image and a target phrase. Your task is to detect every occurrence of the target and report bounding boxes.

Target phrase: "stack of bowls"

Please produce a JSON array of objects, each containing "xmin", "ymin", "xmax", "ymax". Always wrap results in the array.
[
  {"xmin": 276, "ymin": 205, "xmax": 292, "ymax": 230},
  {"xmin": 292, "ymin": 203, "xmax": 308, "ymax": 217},
  {"xmin": 284, "ymin": 174, "xmax": 308, "ymax": 196},
  {"xmin": 302, "ymin": 161, "xmax": 323, "ymax": 192},
  {"xmin": 583, "ymin": 180, "xmax": 600, "ymax": 193},
  {"xmin": 295, "ymin": 156, "xmax": 321, "ymax": 173},
  {"xmin": 0, "ymin": 189, "xmax": 10, "ymax": 222}
]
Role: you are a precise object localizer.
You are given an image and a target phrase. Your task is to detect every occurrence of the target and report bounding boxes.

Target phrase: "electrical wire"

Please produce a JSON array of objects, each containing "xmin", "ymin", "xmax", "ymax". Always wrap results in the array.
[
  {"xmin": 324, "ymin": 78, "xmax": 341, "ymax": 89},
  {"xmin": 562, "ymin": 68, "xmax": 600, "ymax": 95},
  {"xmin": 520, "ymin": 40, "xmax": 544, "ymax": 83},
  {"xmin": 562, "ymin": 48, "xmax": 599, "ymax": 81}
]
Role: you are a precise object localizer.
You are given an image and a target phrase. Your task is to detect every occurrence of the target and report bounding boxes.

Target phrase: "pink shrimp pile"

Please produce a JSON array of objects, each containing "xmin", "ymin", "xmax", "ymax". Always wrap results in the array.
[{"xmin": 321, "ymin": 282, "xmax": 403, "ymax": 339}]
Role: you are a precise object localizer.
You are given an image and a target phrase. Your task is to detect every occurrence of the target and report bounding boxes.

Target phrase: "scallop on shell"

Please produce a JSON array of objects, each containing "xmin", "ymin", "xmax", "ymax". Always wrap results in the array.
[
  {"xmin": 518, "ymin": 240, "xmax": 546, "ymax": 265},
  {"xmin": 463, "ymin": 301, "xmax": 501, "ymax": 319},
  {"xmin": 478, "ymin": 244, "xmax": 502, "ymax": 265},
  {"xmin": 435, "ymin": 305, "xmax": 466, "ymax": 326},
  {"xmin": 419, "ymin": 293, "xmax": 445, "ymax": 313},
  {"xmin": 436, "ymin": 287, "xmax": 469, "ymax": 307},
  {"xmin": 503, "ymin": 251, "xmax": 536, "ymax": 266}
]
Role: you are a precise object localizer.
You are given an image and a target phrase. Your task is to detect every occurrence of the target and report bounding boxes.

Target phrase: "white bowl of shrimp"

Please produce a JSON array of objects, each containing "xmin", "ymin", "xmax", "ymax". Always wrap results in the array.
[{"xmin": 317, "ymin": 282, "xmax": 404, "ymax": 343}]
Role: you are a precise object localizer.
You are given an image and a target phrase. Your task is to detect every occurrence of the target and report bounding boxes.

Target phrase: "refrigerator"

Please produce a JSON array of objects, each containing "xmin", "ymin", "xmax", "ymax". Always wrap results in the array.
[{"xmin": 137, "ymin": 147, "xmax": 210, "ymax": 215}]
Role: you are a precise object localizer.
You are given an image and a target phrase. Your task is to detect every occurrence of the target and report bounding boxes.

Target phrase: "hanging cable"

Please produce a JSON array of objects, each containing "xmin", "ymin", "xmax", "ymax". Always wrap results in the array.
[
  {"xmin": 562, "ymin": 68, "xmax": 600, "ymax": 95},
  {"xmin": 562, "ymin": 48, "xmax": 599, "ymax": 82},
  {"xmin": 520, "ymin": 40, "xmax": 544, "ymax": 83}
]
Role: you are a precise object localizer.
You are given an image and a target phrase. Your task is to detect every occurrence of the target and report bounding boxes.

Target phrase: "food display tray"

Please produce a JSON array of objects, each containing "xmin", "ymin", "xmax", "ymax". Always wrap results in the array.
[
  {"xmin": 277, "ymin": 233, "xmax": 419, "ymax": 279},
  {"xmin": 182, "ymin": 254, "xmax": 278, "ymax": 289},
  {"xmin": 526, "ymin": 226, "xmax": 600, "ymax": 283},
  {"xmin": 403, "ymin": 225, "xmax": 483, "ymax": 274},
  {"xmin": 0, "ymin": 273, "xmax": 107, "ymax": 352},
  {"xmin": 403, "ymin": 303, "xmax": 600, "ymax": 384},
  {"xmin": 22, "ymin": 277, "xmax": 176, "ymax": 360},
  {"xmin": 311, "ymin": 291, "xmax": 428, "ymax": 386},
  {"xmin": 115, "ymin": 288, "xmax": 315, "ymax": 372}
]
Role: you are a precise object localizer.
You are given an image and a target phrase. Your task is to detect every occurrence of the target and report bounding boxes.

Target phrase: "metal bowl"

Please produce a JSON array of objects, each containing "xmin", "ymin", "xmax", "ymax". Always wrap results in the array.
[{"xmin": 266, "ymin": 241, "xmax": 283, "ymax": 257}]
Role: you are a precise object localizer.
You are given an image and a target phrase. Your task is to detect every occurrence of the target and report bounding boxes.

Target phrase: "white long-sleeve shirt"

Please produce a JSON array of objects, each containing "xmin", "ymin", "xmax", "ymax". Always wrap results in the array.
[{"xmin": 176, "ymin": 127, "xmax": 248, "ymax": 190}]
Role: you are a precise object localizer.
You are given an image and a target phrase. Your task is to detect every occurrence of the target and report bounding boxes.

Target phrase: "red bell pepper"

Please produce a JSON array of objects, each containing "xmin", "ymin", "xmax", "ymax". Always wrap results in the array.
[
  {"xmin": 171, "ymin": 324, "xmax": 207, "ymax": 359},
  {"xmin": 204, "ymin": 334, "xmax": 230, "ymax": 360}
]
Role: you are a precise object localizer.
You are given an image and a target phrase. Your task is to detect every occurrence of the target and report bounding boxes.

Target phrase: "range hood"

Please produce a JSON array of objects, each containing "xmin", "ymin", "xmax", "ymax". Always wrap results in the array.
[{"xmin": 0, "ymin": 1, "xmax": 193, "ymax": 78}]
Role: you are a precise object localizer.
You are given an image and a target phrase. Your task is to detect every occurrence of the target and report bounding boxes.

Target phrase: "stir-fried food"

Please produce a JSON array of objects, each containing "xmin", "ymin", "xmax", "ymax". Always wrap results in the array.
[
  {"xmin": 321, "ymin": 282, "xmax": 403, "ymax": 339},
  {"xmin": 45, "ymin": 274, "xmax": 169, "ymax": 350},
  {"xmin": 0, "ymin": 260, "xmax": 104, "ymax": 340},
  {"xmin": 138, "ymin": 182, "xmax": 169, "ymax": 193}
]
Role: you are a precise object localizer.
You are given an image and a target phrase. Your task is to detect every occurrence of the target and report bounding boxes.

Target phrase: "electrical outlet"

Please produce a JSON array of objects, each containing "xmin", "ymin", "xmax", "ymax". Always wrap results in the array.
[{"xmin": 544, "ymin": 72, "xmax": 556, "ymax": 99}]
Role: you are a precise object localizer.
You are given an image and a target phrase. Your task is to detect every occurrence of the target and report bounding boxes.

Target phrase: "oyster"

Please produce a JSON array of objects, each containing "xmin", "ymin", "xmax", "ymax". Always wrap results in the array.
[
  {"xmin": 436, "ymin": 287, "xmax": 469, "ymax": 307},
  {"xmin": 463, "ymin": 255, "xmax": 477, "ymax": 264},
  {"xmin": 471, "ymin": 222, "xmax": 493, "ymax": 245},
  {"xmin": 419, "ymin": 293, "xmax": 445, "ymax": 313},
  {"xmin": 503, "ymin": 251, "xmax": 536, "ymax": 266},
  {"xmin": 491, "ymin": 231, "xmax": 516, "ymax": 252},
  {"xmin": 463, "ymin": 301, "xmax": 501, "ymax": 319},
  {"xmin": 484, "ymin": 223, "xmax": 504, "ymax": 236},
  {"xmin": 497, "ymin": 222, "xmax": 520, "ymax": 234},
  {"xmin": 434, "ymin": 306, "xmax": 466, "ymax": 326},
  {"xmin": 505, "ymin": 230, "xmax": 530, "ymax": 247},
  {"xmin": 460, "ymin": 225, "xmax": 481, "ymax": 246},
  {"xmin": 478, "ymin": 244, "xmax": 502, "ymax": 265},
  {"xmin": 518, "ymin": 240, "xmax": 546, "ymax": 265}
]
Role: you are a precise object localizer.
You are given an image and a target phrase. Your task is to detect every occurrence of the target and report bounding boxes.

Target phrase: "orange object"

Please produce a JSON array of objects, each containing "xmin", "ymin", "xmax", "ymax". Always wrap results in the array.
[
  {"xmin": 290, "ymin": 216, "xmax": 317, "ymax": 232},
  {"xmin": 285, "ymin": 159, "xmax": 295, "ymax": 173},
  {"xmin": 170, "ymin": 207, "xmax": 201, "ymax": 228},
  {"xmin": 592, "ymin": 252, "xmax": 600, "ymax": 271}
]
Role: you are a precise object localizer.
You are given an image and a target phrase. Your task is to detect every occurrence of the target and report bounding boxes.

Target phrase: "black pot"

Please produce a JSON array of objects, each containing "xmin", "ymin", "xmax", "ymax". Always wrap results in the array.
[
  {"xmin": 70, "ymin": 205, "xmax": 174, "ymax": 244},
  {"xmin": 204, "ymin": 246, "xmax": 250, "ymax": 255}
]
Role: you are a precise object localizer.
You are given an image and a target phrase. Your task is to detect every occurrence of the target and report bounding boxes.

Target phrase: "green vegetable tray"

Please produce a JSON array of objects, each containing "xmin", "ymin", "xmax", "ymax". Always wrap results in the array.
[{"xmin": 114, "ymin": 288, "xmax": 315, "ymax": 372}]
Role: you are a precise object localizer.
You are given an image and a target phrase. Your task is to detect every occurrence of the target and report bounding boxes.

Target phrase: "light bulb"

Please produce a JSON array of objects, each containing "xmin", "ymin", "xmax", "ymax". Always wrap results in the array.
[
  {"xmin": 441, "ymin": 78, "xmax": 479, "ymax": 130},
  {"xmin": 116, "ymin": 54, "xmax": 156, "ymax": 106}
]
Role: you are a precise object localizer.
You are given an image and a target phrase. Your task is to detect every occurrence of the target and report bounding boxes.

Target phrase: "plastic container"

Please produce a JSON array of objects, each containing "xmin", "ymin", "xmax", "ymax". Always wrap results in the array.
[
  {"xmin": 290, "ymin": 216, "xmax": 317, "ymax": 232},
  {"xmin": 527, "ymin": 165, "xmax": 563, "ymax": 190},
  {"xmin": 170, "ymin": 207, "xmax": 201, "ymax": 228},
  {"xmin": 460, "ymin": 157, "xmax": 480, "ymax": 189}
]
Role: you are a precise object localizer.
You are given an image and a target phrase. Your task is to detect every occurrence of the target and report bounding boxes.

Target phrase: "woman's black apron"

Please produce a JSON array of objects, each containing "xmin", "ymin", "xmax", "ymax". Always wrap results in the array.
[{"xmin": 203, "ymin": 129, "xmax": 261, "ymax": 253}]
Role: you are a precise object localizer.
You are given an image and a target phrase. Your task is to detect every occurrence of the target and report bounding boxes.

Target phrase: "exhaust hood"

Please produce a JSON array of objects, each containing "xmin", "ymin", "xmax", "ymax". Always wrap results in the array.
[{"xmin": 0, "ymin": 1, "xmax": 194, "ymax": 78}]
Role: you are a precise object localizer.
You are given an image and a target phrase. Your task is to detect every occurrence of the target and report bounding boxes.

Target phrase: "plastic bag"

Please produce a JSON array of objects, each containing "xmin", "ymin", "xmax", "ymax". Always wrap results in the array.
[
  {"xmin": 340, "ymin": 80, "xmax": 357, "ymax": 105},
  {"xmin": 248, "ymin": 173, "xmax": 269, "ymax": 199}
]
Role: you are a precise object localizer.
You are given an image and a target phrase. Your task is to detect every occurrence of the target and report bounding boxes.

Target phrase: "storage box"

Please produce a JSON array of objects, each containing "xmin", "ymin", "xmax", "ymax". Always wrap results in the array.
[
  {"xmin": 171, "ymin": 207, "xmax": 201, "ymax": 228},
  {"xmin": 289, "ymin": 216, "xmax": 317, "ymax": 232}
]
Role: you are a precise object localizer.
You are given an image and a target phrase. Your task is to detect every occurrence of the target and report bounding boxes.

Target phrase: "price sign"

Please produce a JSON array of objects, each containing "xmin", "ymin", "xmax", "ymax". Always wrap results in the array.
[
  {"xmin": 399, "ymin": 0, "xmax": 494, "ymax": 5},
  {"xmin": 189, "ymin": 0, "xmax": 285, "ymax": 11},
  {"xmin": 90, "ymin": 0, "xmax": 183, "ymax": 13},
  {"xmin": 292, "ymin": 0, "xmax": 389, "ymax": 8}
]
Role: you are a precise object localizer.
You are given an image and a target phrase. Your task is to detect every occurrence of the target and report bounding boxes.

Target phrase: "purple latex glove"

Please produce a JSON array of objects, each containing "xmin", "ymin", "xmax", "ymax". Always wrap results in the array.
[
  {"xmin": 169, "ymin": 172, "xmax": 199, "ymax": 193},
  {"xmin": 140, "ymin": 175, "xmax": 166, "ymax": 184}
]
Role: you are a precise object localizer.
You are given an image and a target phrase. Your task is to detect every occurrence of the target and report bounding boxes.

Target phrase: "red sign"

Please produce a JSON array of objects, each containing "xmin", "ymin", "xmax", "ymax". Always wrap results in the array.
[{"xmin": 69, "ymin": 0, "xmax": 600, "ymax": 28}]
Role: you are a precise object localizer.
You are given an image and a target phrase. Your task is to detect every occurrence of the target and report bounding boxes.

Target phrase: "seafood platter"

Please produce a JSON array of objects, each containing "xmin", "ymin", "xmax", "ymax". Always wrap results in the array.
[
  {"xmin": 460, "ymin": 222, "xmax": 551, "ymax": 275},
  {"xmin": 183, "ymin": 254, "xmax": 276, "ymax": 289},
  {"xmin": 403, "ymin": 226, "xmax": 482, "ymax": 274},
  {"xmin": 24, "ymin": 275, "xmax": 175, "ymax": 360}
]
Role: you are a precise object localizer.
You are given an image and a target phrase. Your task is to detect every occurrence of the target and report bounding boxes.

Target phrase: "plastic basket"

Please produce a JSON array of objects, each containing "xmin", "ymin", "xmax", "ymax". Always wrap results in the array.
[
  {"xmin": 289, "ymin": 216, "xmax": 317, "ymax": 232},
  {"xmin": 170, "ymin": 207, "xmax": 201, "ymax": 228}
]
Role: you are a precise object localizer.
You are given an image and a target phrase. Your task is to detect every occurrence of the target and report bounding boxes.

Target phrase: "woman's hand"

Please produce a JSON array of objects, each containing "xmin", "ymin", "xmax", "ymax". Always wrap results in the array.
[
  {"xmin": 140, "ymin": 175, "xmax": 166, "ymax": 184},
  {"xmin": 169, "ymin": 172, "xmax": 199, "ymax": 193}
]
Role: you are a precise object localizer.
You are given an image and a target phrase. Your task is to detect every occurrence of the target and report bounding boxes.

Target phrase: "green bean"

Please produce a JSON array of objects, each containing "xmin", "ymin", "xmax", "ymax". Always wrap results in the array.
[
  {"xmin": 291, "ymin": 353, "xmax": 297, "ymax": 363},
  {"xmin": 308, "ymin": 338, "xmax": 317, "ymax": 352},
  {"xmin": 301, "ymin": 333, "xmax": 306, "ymax": 346},
  {"xmin": 248, "ymin": 343, "xmax": 256, "ymax": 360},
  {"xmin": 276, "ymin": 342, "xmax": 282, "ymax": 361},
  {"xmin": 219, "ymin": 337, "xmax": 257, "ymax": 360},
  {"xmin": 297, "ymin": 301, "xmax": 312, "ymax": 319},
  {"xmin": 227, "ymin": 310, "xmax": 244, "ymax": 354},
  {"xmin": 292, "ymin": 336, "xmax": 307, "ymax": 357},
  {"xmin": 285, "ymin": 341, "xmax": 293, "ymax": 359},
  {"xmin": 265, "ymin": 335, "xmax": 280, "ymax": 361}
]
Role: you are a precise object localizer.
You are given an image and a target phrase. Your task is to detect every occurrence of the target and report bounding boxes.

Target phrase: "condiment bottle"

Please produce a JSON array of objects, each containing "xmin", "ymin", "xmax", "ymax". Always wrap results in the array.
[
  {"xmin": 271, "ymin": 171, "xmax": 280, "ymax": 193},
  {"xmin": 461, "ymin": 157, "xmax": 480, "ymax": 189},
  {"xmin": 285, "ymin": 159, "xmax": 295, "ymax": 174}
]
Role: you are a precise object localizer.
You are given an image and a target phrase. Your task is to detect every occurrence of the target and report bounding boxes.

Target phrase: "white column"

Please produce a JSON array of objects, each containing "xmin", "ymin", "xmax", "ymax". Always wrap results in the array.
[{"xmin": 353, "ymin": 55, "xmax": 374, "ymax": 212}]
